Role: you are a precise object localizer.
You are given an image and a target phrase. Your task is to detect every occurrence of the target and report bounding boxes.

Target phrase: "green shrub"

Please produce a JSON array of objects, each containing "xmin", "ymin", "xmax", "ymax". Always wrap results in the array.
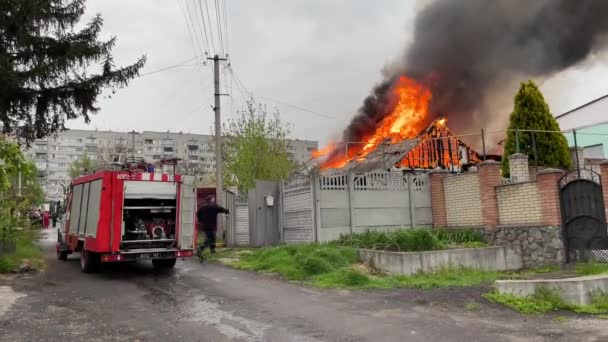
[
  {"xmin": 0, "ymin": 229, "xmax": 43, "ymax": 273},
  {"xmin": 314, "ymin": 268, "xmax": 372, "ymax": 288},
  {"xmin": 484, "ymin": 287, "xmax": 608, "ymax": 315},
  {"xmin": 334, "ymin": 228, "xmax": 486, "ymax": 252},
  {"xmin": 434, "ymin": 229, "xmax": 484, "ymax": 244},
  {"xmin": 236, "ymin": 244, "xmax": 358, "ymax": 281}
]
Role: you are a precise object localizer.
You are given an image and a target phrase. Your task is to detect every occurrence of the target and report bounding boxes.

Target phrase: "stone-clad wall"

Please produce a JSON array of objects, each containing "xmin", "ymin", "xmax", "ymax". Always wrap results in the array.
[{"xmin": 479, "ymin": 226, "xmax": 565, "ymax": 268}]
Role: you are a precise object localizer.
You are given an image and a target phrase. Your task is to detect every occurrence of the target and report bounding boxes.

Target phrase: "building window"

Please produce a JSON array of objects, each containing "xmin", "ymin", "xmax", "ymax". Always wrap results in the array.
[
  {"xmin": 145, "ymin": 139, "xmax": 153, "ymax": 144},
  {"xmin": 307, "ymin": 147, "xmax": 315, "ymax": 152},
  {"xmin": 189, "ymin": 155, "xmax": 198, "ymax": 160},
  {"xmin": 163, "ymin": 147, "xmax": 173, "ymax": 152},
  {"xmin": 152, "ymin": 155, "xmax": 161, "ymax": 160},
  {"xmin": 187, "ymin": 144, "xmax": 199, "ymax": 151}
]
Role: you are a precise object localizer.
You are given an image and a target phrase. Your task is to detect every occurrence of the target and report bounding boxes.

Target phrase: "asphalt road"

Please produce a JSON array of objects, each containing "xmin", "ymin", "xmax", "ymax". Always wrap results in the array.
[{"xmin": 1, "ymin": 228, "xmax": 607, "ymax": 342}]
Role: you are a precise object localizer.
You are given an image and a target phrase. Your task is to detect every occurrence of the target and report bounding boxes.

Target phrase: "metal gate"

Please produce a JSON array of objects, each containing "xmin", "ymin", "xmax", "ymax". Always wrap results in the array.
[{"xmin": 559, "ymin": 169, "xmax": 608, "ymax": 263}]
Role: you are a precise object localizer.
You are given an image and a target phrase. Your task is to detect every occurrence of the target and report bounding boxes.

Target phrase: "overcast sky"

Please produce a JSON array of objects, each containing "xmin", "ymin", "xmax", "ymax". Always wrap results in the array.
[{"xmin": 67, "ymin": 0, "xmax": 608, "ymax": 145}]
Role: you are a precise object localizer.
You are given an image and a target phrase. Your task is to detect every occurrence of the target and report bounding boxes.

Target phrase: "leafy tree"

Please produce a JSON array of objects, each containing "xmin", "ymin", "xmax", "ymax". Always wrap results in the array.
[
  {"xmin": 68, "ymin": 154, "xmax": 96, "ymax": 178},
  {"xmin": 0, "ymin": 135, "xmax": 24, "ymax": 191},
  {"xmin": 0, "ymin": 136, "xmax": 44, "ymax": 225},
  {"xmin": 222, "ymin": 100, "xmax": 295, "ymax": 192},
  {"xmin": 0, "ymin": 0, "xmax": 146, "ymax": 144},
  {"xmin": 501, "ymin": 81, "xmax": 571, "ymax": 177}
]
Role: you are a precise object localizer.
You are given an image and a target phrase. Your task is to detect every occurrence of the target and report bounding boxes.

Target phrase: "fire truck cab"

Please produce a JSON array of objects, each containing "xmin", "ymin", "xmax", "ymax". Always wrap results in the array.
[{"xmin": 56, "ymin": 158, "xmax": 196, "ymax": 272}]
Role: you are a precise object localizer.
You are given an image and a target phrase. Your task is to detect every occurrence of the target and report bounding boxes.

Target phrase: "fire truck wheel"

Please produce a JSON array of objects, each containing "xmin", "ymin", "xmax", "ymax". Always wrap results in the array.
[
  {"xmin": 57, "ymin": 250, "xmax": 68, "ymax": 261},
  {"xmin": 80, "ymin": 250, "xmax": 100, "ymax": 273},
  {"xmin": 152, "ymin": 258, "xmax": 176, "ymax": 269}
]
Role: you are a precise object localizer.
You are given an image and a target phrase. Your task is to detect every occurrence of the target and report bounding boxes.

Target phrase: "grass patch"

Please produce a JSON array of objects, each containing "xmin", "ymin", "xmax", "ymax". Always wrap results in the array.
[
  {"xmin": 575, "ymin": 263, "xmax": 608, "ymax": 276},
  {"xmin": 483, "ymin": 288, "xmax": 608, "ymax": 315},
  {"xmin": 233, "ymin": 244, "xmax": 358, "ymax": 281},
  {"xmin": 0, "ymin": 229, "xmax": 43, "ymax": 273},
  {"xmin": 553, "ymin": 315, "xmax": 568, "ymax": 323},
  {"xmin": 465, "ymin": 302, "xmax": 480, "ymax": 311},
  {"xmin": 333, "ymin": 228, "xmax": 486, "ymax": 252},
  {"xmin": 219, "ymin": 243, "xmax": 499, "ymax": 289}
]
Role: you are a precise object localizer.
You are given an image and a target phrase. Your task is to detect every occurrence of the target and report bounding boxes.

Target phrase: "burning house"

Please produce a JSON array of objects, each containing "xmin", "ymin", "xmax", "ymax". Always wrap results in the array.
[{"xmin": 311, "ymin": 76, "xmax": 481, "ymax": 174}]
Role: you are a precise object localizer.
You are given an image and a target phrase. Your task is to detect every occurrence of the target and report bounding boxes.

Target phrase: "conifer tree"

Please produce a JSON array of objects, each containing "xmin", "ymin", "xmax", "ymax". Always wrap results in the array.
[
  {"xmin": 501, "ymin": 81, "xmax": 571, "ymax": 176},
  {"xmin": 0, "ymin": 0, "xmax": 146, "ymax": 144}
]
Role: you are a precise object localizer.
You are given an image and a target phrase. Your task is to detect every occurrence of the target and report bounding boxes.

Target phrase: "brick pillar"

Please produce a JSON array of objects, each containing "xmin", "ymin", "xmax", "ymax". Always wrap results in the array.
[
  {"xmin": 601, "ymin": 161, "xmax": 608, "ymax": 220},
  {"xmin": 537, "ymin": 168, "xmax": 564, "ymax": 226},
  {"xmin": 509, "ymin": 153, "xmax": 529, "ymax": 182},
  {"xmin": 429, "ymin": 170, "xmax": 449, "ymax": 228},
  {"xmin": 477, "ymin": 160, "xmax": 501, "ymax": 229}
]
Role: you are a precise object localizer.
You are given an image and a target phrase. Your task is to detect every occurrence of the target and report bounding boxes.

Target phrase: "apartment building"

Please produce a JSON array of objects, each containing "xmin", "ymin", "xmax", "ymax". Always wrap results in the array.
[{"xmin": 23, "ymin": 129, "xmax": 318, "ymax": 202}]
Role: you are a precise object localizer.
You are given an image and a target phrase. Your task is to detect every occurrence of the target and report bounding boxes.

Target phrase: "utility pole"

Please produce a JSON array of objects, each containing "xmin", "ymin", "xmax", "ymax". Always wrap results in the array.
[{"xmin": 207, "ymin": 54, "xmax": 228, "ymax": 235}]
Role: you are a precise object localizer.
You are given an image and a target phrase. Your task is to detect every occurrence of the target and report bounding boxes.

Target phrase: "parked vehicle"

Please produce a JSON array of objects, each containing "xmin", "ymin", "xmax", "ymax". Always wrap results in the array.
[{"xmin": 56, "ymin": 159, "xmax": 196, "ymax": 272}]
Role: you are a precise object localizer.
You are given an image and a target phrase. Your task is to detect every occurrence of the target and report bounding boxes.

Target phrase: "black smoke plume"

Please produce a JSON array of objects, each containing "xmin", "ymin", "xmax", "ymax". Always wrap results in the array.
[{"xmin": 343, "ymin": 0, "xmax": 608, "ymax": 143}]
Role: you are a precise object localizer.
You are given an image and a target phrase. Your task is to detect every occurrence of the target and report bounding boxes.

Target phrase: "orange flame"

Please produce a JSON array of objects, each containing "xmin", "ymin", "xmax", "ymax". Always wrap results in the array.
[{"xmin": 312, "ymin": 76, "xmax": 432, "ymax": 169}]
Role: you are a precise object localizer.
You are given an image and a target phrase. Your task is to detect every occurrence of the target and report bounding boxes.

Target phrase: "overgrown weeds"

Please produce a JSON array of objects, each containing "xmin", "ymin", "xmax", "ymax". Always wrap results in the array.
[
  {"xmin": 0, "ymin": 229, "xmax": 43, "ymax": 273},
  {"xmin": 483, "ymin": 288, "xmax": 608, "ymax": 315},
  {"xmin": 223, "ymin": 244, "xmax": 499, "ymax": 289},
  {"xmin": 333, "ymin": 228, "xmax": 486, "ymax": 252},
  {"xmin": 575, "ymin": 263, "xmax": 608, "ymax": 276}
]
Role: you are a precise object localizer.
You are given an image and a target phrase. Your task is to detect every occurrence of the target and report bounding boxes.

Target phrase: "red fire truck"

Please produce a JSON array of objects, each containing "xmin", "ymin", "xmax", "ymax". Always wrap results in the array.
[{"xmin": 56, "ymin": 158, "xmax": 196, "ymax": 272}]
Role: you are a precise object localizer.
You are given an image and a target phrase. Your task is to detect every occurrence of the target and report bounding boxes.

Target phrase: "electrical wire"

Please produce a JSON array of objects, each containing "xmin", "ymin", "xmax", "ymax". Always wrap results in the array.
[
  {"xmin": 227, "ymin": 65, "xmax": 336, "ymax": 120},
  {"xmin": 177, "ymin": 0, "xmax": 200, "ymax": 58},
  {"xmin": 138, "ymin": 58, "xmax": 198, "ymax": 77},
  {"xmin": 204, "ymin": 0, "xmax": 217, "ymax": 54},
  {"xmin": 182, "ymin": 0, "xmax": 207, "ymax": 59},
  {"xmin": 194, "ymin": 0, "xmax": 211, "ymax": 55},
  {"xmin": 222, "ymin": 0, "xmax": 229, "ymax": 57},
  {"xmin": 214, "ymin": 0, "xmax": 225, "ymax": 57}
]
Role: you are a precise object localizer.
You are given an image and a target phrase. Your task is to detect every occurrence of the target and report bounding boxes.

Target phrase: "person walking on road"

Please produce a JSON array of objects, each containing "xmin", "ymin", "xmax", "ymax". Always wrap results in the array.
[{"xmin": 196, "ymin": 196, "xmax": 229, "ymax": 259}]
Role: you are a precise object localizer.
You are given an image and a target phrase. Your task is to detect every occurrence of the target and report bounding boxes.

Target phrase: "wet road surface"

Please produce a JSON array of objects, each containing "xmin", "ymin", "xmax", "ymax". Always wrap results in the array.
[{"xmin": 1, "ymin": 228, "xmax": 608, "ymax": 341}]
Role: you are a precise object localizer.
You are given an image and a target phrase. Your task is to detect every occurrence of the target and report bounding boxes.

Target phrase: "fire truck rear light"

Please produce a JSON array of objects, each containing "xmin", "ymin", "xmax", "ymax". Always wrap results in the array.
[
  {"xmin": 175, "ymin": 250, "xmax": 193, "ymax": 257},
  {"xmin": 102, "ymin": 254, "xmax": 122, "ymax": 262}
]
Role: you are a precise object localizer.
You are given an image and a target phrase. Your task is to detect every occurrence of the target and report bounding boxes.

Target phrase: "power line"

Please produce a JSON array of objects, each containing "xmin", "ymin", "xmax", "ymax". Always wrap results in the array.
[
  {"xmin": 182, "ymin": 0, "xmax": 206, "ymax": 59},
  {"xmin": 138, "ymin": 58, "xmax": 198, "ymax": 77},
  {"xmin": 222, "ymin": 0, "xmax": 229, "ymax": 56},
  {"xmin": 194, "ymin": 0, "xmax": 211, "ymax": 55},
  {"xmin": 204, "ymin": 0, "xmax": 217, "ymax": 54},
  {"xmin": 258, "ymin": 95, "xmax": 336, "ymax": 119},
  {"xmin": 177, "ymin": 0, "xmax": 200, "ymax": 58},
  {"xmin": 214, "ymin": 0, "xmax": 225, "ymax": 56},
  {"xmin": 227, "ymin": 65, "xmax": 336, "ymax": 120}
]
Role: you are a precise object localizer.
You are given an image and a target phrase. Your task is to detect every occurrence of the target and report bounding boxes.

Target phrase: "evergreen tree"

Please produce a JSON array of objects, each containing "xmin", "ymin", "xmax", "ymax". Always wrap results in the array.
[
  {"xmin": 501, "ymin": 81, "xmax": 571, "ymax": 177},
  {"xmin": 0, "ymin": 0, "xmax": 146, "ymax": 144}
]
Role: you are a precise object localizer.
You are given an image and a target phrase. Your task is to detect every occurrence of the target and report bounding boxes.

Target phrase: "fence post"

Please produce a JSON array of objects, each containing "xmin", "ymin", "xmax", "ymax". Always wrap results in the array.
[
  {"xmin": 407, "ymin": 173, "xmax": 416, "ymax": 228},
  {"xmin": 278, "ymin": 181, "xmax": 285, "ymax": 243},
  {"xmin": 515, "ymin": 128, "xmax": 520, "ymax": 154},
  {"xmin": 312, "ymin": 171, "xmax": 321, "ymax": 243},
  {"xmin": 573, "ymin": 129, "xmax": 581, "ymax": 176},
  {"xmin": 481, "ymin": 129, "xmax": 486, "ymax": 160},
  {"xmin": 531, "ymin": 131, "xmax": 538, "ymax": 169},
  {"xmin": 347, "ymin": 170, "xmax": 355, "ymax": 235}
]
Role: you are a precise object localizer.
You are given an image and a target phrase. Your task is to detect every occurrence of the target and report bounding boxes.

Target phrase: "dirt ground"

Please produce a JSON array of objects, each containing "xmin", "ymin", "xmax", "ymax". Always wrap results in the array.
[{"xmin": 1, "ymin": 228, "xmax": 608, "ymax": 342}]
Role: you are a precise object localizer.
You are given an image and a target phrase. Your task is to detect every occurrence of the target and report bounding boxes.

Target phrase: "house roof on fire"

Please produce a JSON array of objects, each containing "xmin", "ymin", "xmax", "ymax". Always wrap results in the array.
[{"xmin": 344, "ymin": 117, "xmax": 482, "ymax": 173}]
